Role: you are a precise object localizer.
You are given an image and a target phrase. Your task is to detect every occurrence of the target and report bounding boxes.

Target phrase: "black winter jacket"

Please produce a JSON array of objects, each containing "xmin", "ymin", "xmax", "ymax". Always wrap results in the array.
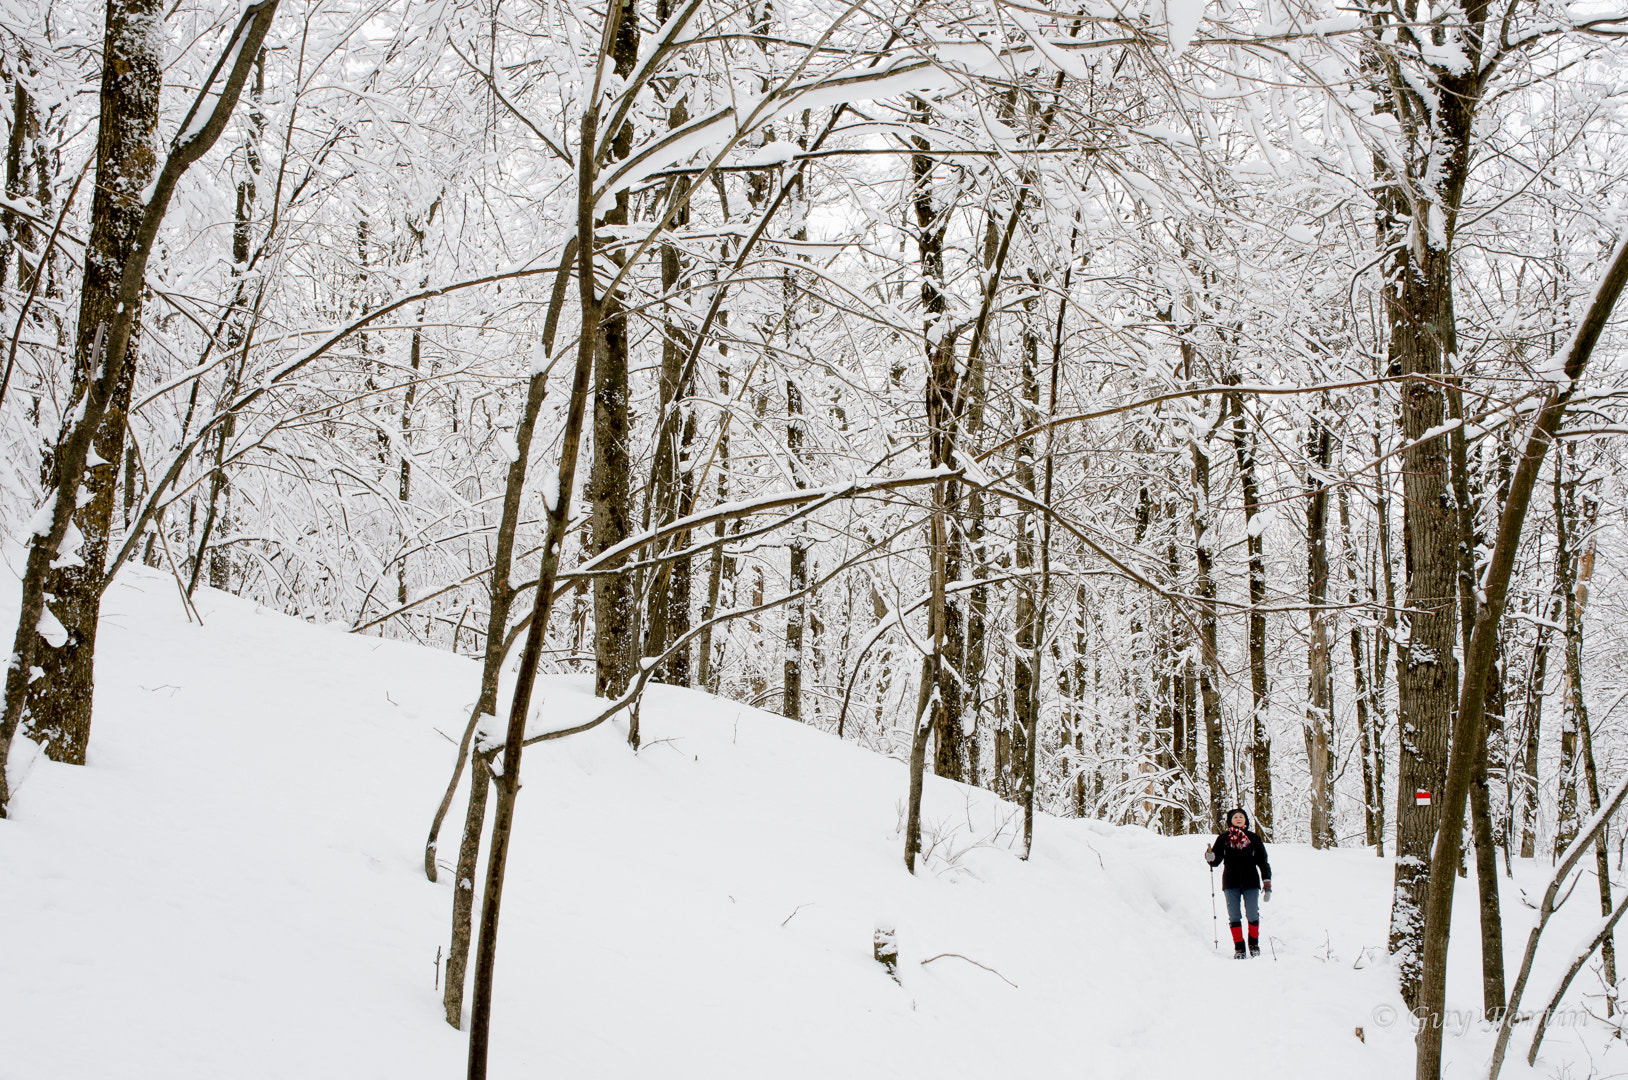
[{"xmin": 1207, "ymin": 808, "xmax": 1272, "ymax": 891}]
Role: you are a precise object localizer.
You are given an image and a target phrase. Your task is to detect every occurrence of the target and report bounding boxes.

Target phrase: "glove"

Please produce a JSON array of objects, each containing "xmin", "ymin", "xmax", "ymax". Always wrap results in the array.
[
  {"xmin": 1263, "ymin": 882, "xmax": 1273, "ymax": 902},
  {"xmin": 1204, "ymin": 849, "xmax": 1217, "ymax": 865}
]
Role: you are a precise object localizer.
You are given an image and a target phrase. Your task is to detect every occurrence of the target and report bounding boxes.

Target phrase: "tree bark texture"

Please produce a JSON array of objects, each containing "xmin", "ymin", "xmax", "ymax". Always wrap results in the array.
[
  {"xmin": 1386, "ymin": 224, "xmax": 1460, "ymax": 1013},
  {"xmin": 587, "ymin": 3, "xmax": 640, "ymax": 704},
  {"xmin": 22, "ymin": 0, "xmax": 163, "ymax": 764}
]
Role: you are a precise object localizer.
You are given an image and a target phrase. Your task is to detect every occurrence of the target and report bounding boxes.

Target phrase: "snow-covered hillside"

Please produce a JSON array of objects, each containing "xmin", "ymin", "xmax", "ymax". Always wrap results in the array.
[{"xmin": 0, "ymin": 564, "xmax": 1619, "ymax": 1079}]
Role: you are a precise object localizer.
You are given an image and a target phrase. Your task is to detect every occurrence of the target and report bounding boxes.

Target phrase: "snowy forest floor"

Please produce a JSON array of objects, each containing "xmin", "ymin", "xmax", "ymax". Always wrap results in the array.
[{"xmin": 2, "ymin": 561, "xmax": 1624, "ymax": 1079}]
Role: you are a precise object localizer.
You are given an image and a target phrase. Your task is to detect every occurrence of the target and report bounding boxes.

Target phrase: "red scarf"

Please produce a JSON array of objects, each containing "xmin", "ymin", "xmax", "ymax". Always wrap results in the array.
[{"xmin": 1227, "ymin": 826, "xmax": 1250, "ymax": 849}]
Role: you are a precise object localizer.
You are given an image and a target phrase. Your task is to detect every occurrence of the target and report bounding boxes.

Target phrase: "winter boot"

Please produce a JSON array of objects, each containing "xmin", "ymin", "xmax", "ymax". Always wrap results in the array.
[
  {"xmin": 1249, "ymin": 923, "xmax": 1261, "ymax": 958},
  {"xmin": 1231, "ymin": 924, "xmax": 1246, "ymax": 959}
]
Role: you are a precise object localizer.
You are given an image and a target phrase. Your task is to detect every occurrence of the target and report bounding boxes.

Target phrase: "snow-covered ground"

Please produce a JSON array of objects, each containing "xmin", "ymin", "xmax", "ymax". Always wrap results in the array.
[{"xmin": 1, "ymin": 563, "xmax": 1621, "ymax": 1079}]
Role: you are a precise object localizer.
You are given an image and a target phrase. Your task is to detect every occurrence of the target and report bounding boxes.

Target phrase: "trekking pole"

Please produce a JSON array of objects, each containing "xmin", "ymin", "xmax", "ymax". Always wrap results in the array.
[{"xmin": 1209, "ymin": 864, "xmax": 1218, "ymax": 951}]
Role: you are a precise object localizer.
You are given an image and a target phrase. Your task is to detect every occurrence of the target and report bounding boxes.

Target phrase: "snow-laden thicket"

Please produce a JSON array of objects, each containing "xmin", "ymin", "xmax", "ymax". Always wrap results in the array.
[
  {"xmin": 5, "ymin": 0, "xmax": 1628, "ymax": 1070},
  {"xmin": 4, "ymin": 0, "xmax": 1625, "ymax": 847}
]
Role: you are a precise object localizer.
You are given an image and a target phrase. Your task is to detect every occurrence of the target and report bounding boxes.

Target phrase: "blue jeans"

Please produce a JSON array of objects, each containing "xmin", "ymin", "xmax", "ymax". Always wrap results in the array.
[{"xmin": 1224, "ymin": 887, "xmax": 1260, "ymax": 929}]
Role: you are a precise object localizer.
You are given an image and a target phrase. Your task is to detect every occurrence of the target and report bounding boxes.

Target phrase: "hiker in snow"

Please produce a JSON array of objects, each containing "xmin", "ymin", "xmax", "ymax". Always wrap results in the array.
[{"xmin": 1204, "ymin": 807, "xmax": 1272, "ymax": 958}]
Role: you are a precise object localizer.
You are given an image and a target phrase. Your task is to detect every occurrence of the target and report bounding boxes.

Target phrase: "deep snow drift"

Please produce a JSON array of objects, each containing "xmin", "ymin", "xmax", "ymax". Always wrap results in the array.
[{"xmin": 1, "ymin": 563, "xmax": 1621, "ymax": 1079}]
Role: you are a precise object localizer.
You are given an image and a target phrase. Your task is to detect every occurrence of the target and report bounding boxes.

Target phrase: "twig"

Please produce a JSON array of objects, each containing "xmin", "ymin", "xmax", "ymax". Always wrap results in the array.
[
  {"xmin": 781, "ymin": 902, "xmax": 813, "ymax": 927},
  {"xmin": 920, "ymin": 953, "xmax": 1018, "ymax": 988}
]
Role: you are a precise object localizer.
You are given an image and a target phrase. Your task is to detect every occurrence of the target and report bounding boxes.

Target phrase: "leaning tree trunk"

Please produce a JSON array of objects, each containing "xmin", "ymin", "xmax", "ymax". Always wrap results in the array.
[
  {"xmin": 436, "ymin": 237, "xmax": 578, "ymax": 1024},
  {"xmin": 1415, "ymin": 231, "xmax": 1628, "ymax": 1080},
  {"xmin": 197, "ymin": 50, "xmax": 266, "ymax": 597}
]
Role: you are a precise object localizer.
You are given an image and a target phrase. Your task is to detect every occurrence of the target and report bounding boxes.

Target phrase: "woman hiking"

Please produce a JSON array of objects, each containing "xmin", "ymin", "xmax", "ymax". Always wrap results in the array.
[{"xmin": 1204, "ymin": 807, "xmax": 1272, "ymax": 958}]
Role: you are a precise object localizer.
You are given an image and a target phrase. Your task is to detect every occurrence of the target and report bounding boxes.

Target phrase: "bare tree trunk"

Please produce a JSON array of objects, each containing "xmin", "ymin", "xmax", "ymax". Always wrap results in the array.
[
  {"xmin": 443, "ymin": 752, "xmax": 489, "ymax": 1027},
  {"xmin": 435, "ymin": 238, "xmax": 578, "ymax": 1025},
  {"xmin": 778, "ymin": 117, "xmax": 812, "ymax": 721},
  {"xmin": 1553, "ymin": 465, "xmax": 1580, "ymax": 856},
  {"xmin": 463, "ymin": 76, "xmax": 635, "ymax": 1077},
  {"xmin": 1305, "ymin": 408, "xmax": 1335, "ymax": 848},
  {"xmin": 397, "ymin": 298, "xmax": 423, "ymax": 606},
  {"xmin": 644, "ymin": 218, "xmax": 695, "ymax": 685},
  {"xmin": 1446, "ymin": 380, "xmax": 1506, "ymax": 1010},
  {"xmin": 962, "ymin": 326, "xmax": 989, "ymax": 790},
  {"xmin": 1386, "ymin": 213, "xmax": 1460, "ymax": 1012},
  {"xmin": 214, "ymin": 52, "xmax": 266, "ymax": 593},
  {"xmin": 640, "ymin": 13, "xmax": 696, "ymax": 691},
  {"xmin": 1339, "ymin": 485, "xmax": 1379, "ymax": 849},
  {"xmin": 695, "ymin": 351, "xmax": 730, "ymax": 694},
  {"xmin": 1470, "ymin": 732, "xmax": 1506, "ymax": 1013},
  {"xmin": 1228, "ymin": 392, "xmax": 1272, "ymax": 835},
  {"xmin": 1517, "ymin": 590, "xmax": 1557, "ymax": 859},
  {"xmin": 1013, "ymin": 300, "xmax": 1040, "ymax": 823},
  {"xmin": 907, "ymin": 105, "xmax": 965, "ymax": 786},
  {"xmin": 1012, "ymin": 292, "xmax": 1047, "ymax": 846},
  {"xmin": 1557, "ymin": 446, "xmax": 1614, "ymax": 1011},
  {"xmin": 782, "ymin": 372, "xmax": 806, "ymax": 720},
  {"xmin": 394, "ymin": 205, "xmax": 434, "ymax": 610},
  {"xmin": 588, "ymin": 0, "xmax": 641, "ymax": 705},
  {"xmin": 1028, "ymin": 266, "xmax": 1068, "ymax": 836},
  {"xmin": 1, "ymin": 73, "xmax": 26, "ymax": 292},
  {"xmin": 17, "ymin": 0, "xmax": 166, "ymax": 765},
  {"xmin": 1192, "ymin": 409, "xmax": 1225, "ymax": 832},
  {"xmin": 1370, "ymin": 388, "xmax": 1397, "ymax": 859},
  {"xmin": 0, "ymin": 1, "xmax": 279, "ymax": 814},
  {"xmin": 1075, "ymin": 583, "xmax": 1092, "ymax": 815},
  {"xmin": 904, "ymin": 100, "xmax": 965, "ymax": 867}
]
